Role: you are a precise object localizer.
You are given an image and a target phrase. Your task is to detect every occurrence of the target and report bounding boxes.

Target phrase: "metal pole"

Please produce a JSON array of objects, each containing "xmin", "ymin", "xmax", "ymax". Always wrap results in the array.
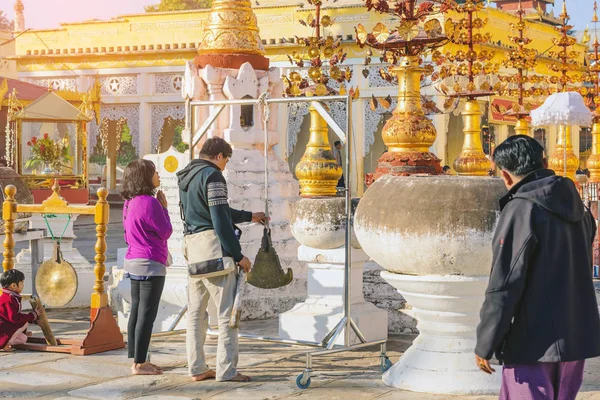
[
  {"xmin": 564, "ymin": 125, "xmax": 567, "ymax": 177},
  {"xmin": 344, "ymin": 95, "xmax": 353, "ymax": 347},
  {"xmin": 190, "ymin": 95, "xmax": 349, "ymax": 107}
]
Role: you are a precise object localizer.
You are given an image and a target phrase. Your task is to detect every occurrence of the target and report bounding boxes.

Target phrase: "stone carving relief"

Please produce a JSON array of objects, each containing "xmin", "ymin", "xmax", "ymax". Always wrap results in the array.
[
  {"xmin": 32, "ymin": 78, "xmax": 77, "ymax": 91},
  {"xmin": 150, "ymin": 104, "xmax": 185, "ymax": 152},
  {"xmin": 367, "ymin": 65, "xmax": 396, "ymax": 88},
  {"xmin": 155, "ymin": 74, "xmax": 184, "ymax": 94},
  {"xmin": 100, "ymin": 75, "xmax": 138, "ymax": 96},
  {"xmin": 287, "ymin": 102, "xmax": 310, "ymax": 156},
  {"xmin": 130, "ymin": 20, "xmax": 204, "ymax": 32},
  {"xmin": 90, "ymin": 105, "xmax": 140, "ymax": 153}
]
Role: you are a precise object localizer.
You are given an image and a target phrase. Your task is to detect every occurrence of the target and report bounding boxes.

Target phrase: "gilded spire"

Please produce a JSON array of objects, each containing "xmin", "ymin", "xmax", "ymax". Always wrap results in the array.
[
  {"xmin": 14, "ymin": 0, "xmax": 24, "ymax": 32},
  {"xmin": 198, "ymin": 0, "xmax": 265, "ymax": 57}
]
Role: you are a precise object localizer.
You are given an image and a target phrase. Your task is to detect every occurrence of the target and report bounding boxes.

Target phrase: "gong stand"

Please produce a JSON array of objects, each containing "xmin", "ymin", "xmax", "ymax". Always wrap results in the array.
[{"xmin": 1, "ymin": 179, "xmax": 125, "ymax": 355}]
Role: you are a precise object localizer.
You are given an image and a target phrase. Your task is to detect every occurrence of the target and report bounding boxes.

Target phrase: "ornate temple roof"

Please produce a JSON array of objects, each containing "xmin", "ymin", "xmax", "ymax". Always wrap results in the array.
[{"xmin": 1, "ymin": 77, "xmax": 47, "ymax": 102}]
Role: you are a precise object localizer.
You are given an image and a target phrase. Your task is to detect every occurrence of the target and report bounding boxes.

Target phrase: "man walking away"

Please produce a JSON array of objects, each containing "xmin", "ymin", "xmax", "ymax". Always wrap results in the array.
[
  {"xmin": 178, "ymin": 137, "xmax": 266, "ymax": 383},
  {"xmin": 475, "ymin": 135, "xmax": 600, "ymax": 400}
]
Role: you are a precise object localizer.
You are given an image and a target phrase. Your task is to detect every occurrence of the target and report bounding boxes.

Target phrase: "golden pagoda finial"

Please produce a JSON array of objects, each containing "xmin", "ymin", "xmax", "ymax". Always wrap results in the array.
[
  {"xmin": 14, "ymin": 0, "xmax": 25, "ymax": 32},
  {"xmin": 594, "ymin": 0, "xmax": 598, "ymax": 22},
  {"xmin": 583, "ymin": 26, "xmax": 591, "ymax": 45},
  {"xmin": 198, "ymin": 0, "xmax": 265, "ymax": 57},
  {"xmin": 560, "ymin": 0, "xmax": 568, "ymax": 20}
]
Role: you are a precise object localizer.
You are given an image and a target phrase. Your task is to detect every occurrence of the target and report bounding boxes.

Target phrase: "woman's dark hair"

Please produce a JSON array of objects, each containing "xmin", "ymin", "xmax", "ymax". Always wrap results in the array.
[
  {"xmin": 199, "ymin": 137, "xmax": 233, "ymax": 159},
  {"xmin": 120, "ymin": 159, "xmax": 157, "ymax": 200},
  {"xmin": 492, "ymin": 134, "xmax": 545, "ymax": 177},
  {"xmin": 442, "ymin": 165, "xmax": 451, "ymax": 172},
  {"xmin": 1, "ymin": 269, "xmax": 25, "ymax": 288}
]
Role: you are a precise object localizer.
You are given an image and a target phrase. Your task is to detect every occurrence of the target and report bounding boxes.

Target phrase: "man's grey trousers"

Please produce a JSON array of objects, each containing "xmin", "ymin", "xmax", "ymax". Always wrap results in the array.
[{"xmin": 186, "ymin": 270, "xmax": 239, "ymax": 381}]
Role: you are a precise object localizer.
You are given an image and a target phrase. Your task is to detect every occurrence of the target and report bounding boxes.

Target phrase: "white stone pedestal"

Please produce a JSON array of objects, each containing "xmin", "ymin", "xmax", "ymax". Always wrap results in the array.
[
  {"xmin": 109, "ymin": 262, "xmax": 189, "ymax": 333},
  {"xmin": 380, "ymin": 272, "xmax": 501, "ymax": 395},
  {"xmin": 279, "ymin": 245, "xmax": 388, "ymax": 345}
]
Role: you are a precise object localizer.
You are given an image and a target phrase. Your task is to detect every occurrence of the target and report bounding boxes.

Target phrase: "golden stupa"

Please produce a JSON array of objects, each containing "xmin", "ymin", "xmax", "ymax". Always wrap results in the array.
[{"xmin": 196, "ymin": 0, "xmax": 269, "ymax": 70}]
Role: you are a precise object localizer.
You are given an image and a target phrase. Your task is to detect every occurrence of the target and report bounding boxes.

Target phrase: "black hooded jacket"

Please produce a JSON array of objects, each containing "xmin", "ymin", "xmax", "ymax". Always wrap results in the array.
[
  {"xmin": 177, "ymin": 159, "xmax": 252, "ymax": 262},
  {"xmin": 475, "ymin": 169, "xmax": 600, "ymax": 365}
]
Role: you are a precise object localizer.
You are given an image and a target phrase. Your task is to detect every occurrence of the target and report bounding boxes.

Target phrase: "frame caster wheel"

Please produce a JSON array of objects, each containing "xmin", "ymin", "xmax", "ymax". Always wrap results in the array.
[
  {"xmin": 381, "ymin": 356, "xmax": 393, "ymax": 373},
  {"xmin": 296, "ymin": 373, "xmax": 311, "ymax": 389}
]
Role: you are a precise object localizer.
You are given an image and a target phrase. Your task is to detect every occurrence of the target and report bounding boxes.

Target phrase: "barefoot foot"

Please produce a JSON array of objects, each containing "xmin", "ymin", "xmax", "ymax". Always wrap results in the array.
[
  {"xmin": 192, "ymin": 370, "xmax": 216, "ymax": 381},
  {"xmin": 131, "ymin": 362, "xmax": 162, "ymax": 375}
]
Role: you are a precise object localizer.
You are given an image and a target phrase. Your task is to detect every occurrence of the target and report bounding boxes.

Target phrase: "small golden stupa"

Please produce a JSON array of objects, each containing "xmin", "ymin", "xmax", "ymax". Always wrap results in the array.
[
  {"xmin": 586, "ymin": 1, "xmax": 600, "ymax": 181},
  {"xmin": 196, "ymin": 0, "xmax": 270, "ymax": 70}
]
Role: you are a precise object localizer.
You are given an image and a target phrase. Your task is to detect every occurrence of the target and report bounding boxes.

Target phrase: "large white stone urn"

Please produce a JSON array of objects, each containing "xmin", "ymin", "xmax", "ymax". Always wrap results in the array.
[{"xmin": 354, "ymin": 175, "xmax": 505, "ymax": 395}]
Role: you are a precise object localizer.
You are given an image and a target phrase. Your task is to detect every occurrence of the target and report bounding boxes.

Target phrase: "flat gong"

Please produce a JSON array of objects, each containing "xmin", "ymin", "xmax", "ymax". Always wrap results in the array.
[{"xmin": 35, "ymin": 258, "xmax": 78, "ymax": 307}]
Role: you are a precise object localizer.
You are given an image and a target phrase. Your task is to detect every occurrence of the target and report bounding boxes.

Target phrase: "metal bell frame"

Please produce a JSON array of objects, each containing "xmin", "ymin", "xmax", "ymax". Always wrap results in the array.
[{"xmin": 178, "ymin": 94, "xmax": 390, "ymax": 388}]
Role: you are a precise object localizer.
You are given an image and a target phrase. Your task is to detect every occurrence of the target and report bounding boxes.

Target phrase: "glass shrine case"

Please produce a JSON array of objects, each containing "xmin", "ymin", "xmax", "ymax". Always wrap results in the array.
[{"xmin": 7, "ymin": 92, "xmax": 91, "ymax": 202}]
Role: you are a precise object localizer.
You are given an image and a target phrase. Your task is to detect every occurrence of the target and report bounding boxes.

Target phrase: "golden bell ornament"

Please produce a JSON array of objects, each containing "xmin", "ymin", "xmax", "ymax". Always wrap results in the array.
[
  {"xmin": 587, "ymin": 120, "xmax": 600, "ymax": 182},
  {"xmin": 548, "ymin": 125, "xmax": 579, "ymax": 181},
  {"xmin": 380, "ymin": 56, "xmax": 437, "ymax": 153},
  {"xmin": 453, "ymin": 99, "xmax": 491, "ymax": 176},
  {"xmin": 295, "ymin": 106, "xmax": 342, "ymax": 197}
]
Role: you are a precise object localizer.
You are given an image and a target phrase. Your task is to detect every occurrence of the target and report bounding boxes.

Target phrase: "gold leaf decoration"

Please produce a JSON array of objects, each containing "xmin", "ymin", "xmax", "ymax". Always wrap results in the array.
[
  {"xmin": 373, "ymin": 22, "xmax": 390, "ymax": 44},
  {"xmin": 397, "ymin": 21, "xmax": 419, "ymax": 41},
  {"xmin": 379, "ymin": 95, "xmax": 391, "ymax": 109},
  {"xmin": 370, "ymin": 95, "xmax": 379, "ymax": 111},
  {"xmin": 356, "ymin": 24, "xmax": 368, "ymax": 44},
  {"xmin": 315, "ymin": 84, "xmax": 328, "ymax": 96},
  {"xmin": 424, "ymin": 19, "xmax": 443, "ymax": 38}
]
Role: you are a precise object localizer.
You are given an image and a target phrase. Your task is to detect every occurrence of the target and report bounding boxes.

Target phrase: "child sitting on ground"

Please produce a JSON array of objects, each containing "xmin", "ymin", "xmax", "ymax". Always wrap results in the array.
[{"xmin": 0, "ymin": 269, "xmax": 40, "ymax": 351}]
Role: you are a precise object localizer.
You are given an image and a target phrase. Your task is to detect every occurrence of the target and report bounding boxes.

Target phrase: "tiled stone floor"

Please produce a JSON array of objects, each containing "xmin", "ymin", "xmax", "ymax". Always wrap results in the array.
[{"xmin": 1, "ymin": 309, "xmax": 600, "ymax": 399}]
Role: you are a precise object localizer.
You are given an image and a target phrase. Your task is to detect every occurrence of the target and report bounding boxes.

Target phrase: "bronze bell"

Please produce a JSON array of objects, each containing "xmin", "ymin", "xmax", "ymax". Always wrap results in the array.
[
  {"xmin": 246, "ymin": 228, "xmax": 293, "ymax": 289},
  {"xmin": 35, "ymin": 242, "xmax": 78, "ymax": 308}
]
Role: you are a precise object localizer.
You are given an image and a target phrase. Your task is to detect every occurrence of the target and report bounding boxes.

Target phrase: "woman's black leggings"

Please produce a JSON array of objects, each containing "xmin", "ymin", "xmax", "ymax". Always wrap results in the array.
[{"xmin": 128, "ymin": 276, "xmax": 165, "ymax": 363}]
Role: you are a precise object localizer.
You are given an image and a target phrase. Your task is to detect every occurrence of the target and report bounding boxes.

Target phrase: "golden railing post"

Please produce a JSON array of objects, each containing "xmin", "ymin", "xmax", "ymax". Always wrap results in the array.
[
  {"xmin": 2, "ymin": 185, "xmax": 16, "ymax": 271},
  {"xmin": 91, "ymin": 187, "xmax": 109, "ymax": 311}
]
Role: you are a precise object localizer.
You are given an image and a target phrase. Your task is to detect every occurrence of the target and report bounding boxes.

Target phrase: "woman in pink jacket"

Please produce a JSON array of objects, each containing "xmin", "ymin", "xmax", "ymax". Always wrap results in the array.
[{"xmin": 121, "ymin": 159, "xmax": 172, "ymax": 375}]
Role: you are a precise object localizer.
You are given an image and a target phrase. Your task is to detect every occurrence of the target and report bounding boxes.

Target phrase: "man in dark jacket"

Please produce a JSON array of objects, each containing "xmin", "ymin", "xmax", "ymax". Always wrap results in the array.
[
  {"xmin": 177, "ymin": 137, "xmax": 265, "ymax": 383},
  {"xmin": 475, "ymin": 135, "xmax": 600, "ymax": 399}
]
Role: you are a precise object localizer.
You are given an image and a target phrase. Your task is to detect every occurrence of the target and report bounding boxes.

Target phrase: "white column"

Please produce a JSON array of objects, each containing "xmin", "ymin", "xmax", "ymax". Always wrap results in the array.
[
  {"xmin": 279, "ymin": 245, "xmax": 388, "ymax": 345},
  {"xmin": 380, "ymin": 272, "xmax": 501, "ymax": 395},
  {"xmin": 139, "ymin": 102, "xmax": 152, "ymax": 156},
  {"xmin": 431, "ymin": 113, "xmax": 448, "ymax": 165}
]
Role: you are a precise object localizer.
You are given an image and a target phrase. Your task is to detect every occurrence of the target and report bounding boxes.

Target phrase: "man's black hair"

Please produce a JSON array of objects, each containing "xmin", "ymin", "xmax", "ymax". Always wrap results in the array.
[
  {"xmin": 492, "ymin": 134, "xmax": 545, "ymax": 177},
  {"xmin": 199, "ymin": 137, "xmax": 233, "ymax": 159},
  {"xmin": 1, "ymin": 269, "xmax": 25, "ymax": 288},
  {"xmin": 442, "ymin": 165, "xmax": 451, "ymax": 172},
  {"xmin": 334, "ymin": 140, "xmax": 341, "ymax": 147}
]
